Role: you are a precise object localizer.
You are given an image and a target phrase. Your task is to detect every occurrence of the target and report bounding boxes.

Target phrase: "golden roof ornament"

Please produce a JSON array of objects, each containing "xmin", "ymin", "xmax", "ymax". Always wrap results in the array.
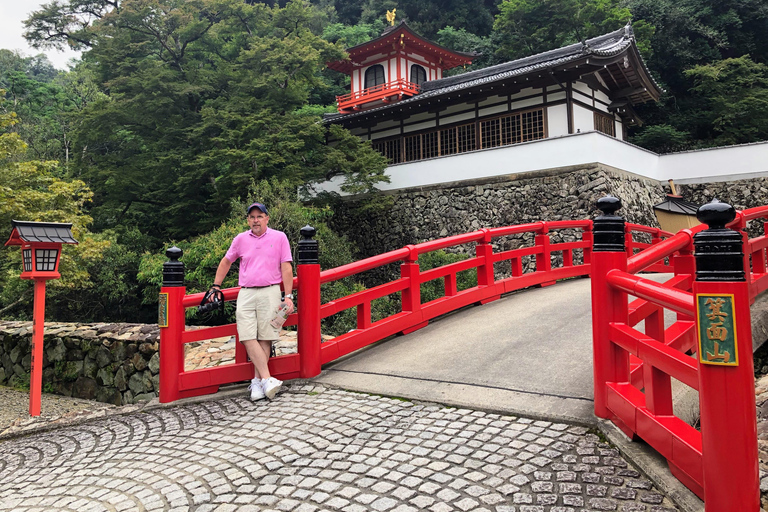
[{"xmin": 386, "ymin": 8, "xmax": 396, "ymax": 26}]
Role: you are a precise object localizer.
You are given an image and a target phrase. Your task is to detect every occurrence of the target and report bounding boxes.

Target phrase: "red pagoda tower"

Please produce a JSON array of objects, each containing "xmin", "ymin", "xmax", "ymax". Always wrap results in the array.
[{"xmin": 327, "ymin": 20, "xmax": 475, "ymax": 113}]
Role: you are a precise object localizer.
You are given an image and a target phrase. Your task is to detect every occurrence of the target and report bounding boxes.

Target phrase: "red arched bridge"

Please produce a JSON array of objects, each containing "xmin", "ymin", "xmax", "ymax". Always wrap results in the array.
[{"xmin": 158, "ymin": 197, "xmax": 768, "ymax": 511}]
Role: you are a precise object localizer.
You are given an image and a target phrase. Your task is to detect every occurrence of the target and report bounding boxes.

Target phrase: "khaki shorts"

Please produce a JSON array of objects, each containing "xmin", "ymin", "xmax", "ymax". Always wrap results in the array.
[{"xmin": 236, "ymin": 285, "xmax": 282, "ymax": 342}]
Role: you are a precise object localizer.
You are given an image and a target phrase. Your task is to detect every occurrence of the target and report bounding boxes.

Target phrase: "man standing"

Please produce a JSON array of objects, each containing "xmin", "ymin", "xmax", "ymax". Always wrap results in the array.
[{"xmin": 210, "ymin": 202, "xmax": 294, "ymax": 400}]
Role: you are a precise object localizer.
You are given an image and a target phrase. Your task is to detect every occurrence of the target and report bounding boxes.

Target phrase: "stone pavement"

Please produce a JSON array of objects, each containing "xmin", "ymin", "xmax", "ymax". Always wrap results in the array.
[{"xmin": 0, "ymin": 384, "xmax": 678, "ymax": 512}]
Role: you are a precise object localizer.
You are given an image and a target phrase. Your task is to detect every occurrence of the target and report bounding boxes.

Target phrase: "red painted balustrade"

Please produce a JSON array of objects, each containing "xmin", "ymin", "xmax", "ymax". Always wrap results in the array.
[{"xmin": 591, "ymin": 203, "xmax": 765, "ymax": 511}]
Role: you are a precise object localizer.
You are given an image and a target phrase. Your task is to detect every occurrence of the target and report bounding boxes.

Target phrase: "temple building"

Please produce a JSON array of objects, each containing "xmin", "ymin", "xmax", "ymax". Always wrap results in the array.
[{"xmin": 324, "ymin": 21, "xmax": 662, "ymax": 166}]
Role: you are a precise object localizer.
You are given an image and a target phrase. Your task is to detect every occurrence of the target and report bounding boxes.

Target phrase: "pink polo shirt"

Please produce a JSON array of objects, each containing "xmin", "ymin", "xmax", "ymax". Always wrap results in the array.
[{"xmin": 225, "ymin": 228, "xmax": 292, "ymax": 287}]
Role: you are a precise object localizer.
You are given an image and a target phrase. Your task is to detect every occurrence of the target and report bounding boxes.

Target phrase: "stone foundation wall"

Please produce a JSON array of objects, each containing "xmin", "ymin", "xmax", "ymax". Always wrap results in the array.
[
  {"xmin": 331, "ymin": 164, "xmax": 668, "ymax": 259},
  {"xmin": 682, "ymin": 178, "xmax": 768, "ymax": 238},
  {"xmin": 0, "ymin": 321, "xmax": 159, "ymax": 405}
]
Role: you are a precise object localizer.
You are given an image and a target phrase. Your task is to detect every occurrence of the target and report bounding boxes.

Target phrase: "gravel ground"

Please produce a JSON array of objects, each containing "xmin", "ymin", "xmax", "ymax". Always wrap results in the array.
[{"xmin": 0, "ymin": 385, "xmax": 122, "ymax": 438}]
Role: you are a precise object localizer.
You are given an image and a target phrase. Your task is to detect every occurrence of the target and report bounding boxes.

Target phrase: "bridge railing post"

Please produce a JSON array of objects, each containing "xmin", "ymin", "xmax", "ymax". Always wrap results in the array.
[
  {"xmin": 476, "ymin": 229, "xmax": 500, "ymax": 304},
  {"xmin": 297, "ymin": 225, "xmax": 322, "ymax": 379},
  {"xmin": 159, "ymin": 246, "xmax": 185, "ymax": 404},
  {"xmin": 535, "ymin": 224, "xmax": 555, "ymax": 286},
  {"xmin": 693, "ymin": 200, "xmax": 759, "ymax": 512},
  {"xmin": 590, "ymin": 196, "xmax": 629, "ymax": 419},
  {"xmin": 400, "ymin": 245, "xmax": 421, "ymax": 312}
]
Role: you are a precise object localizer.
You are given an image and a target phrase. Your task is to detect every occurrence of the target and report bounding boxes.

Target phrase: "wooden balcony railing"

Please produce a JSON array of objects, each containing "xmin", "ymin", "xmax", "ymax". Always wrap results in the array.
[{"xmin": 336, "ymin": 79, "xmax": 421, "ymax": 112}]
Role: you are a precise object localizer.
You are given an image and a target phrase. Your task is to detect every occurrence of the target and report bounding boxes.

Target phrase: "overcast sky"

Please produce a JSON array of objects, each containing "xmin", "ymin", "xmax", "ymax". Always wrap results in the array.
[{"xmin": 0, "ymin": 1, "xmax": 82, "ymax": 70}]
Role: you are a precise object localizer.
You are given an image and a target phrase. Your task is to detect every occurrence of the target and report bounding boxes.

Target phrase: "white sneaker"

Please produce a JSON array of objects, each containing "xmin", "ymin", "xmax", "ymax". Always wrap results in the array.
[
  {"xmin": 248, "ymin": 379, "xmax": 265, "ymax": 401},
  {"xmin": 262, "ymin": 377, "xmax": 282, "ymax": 400}
]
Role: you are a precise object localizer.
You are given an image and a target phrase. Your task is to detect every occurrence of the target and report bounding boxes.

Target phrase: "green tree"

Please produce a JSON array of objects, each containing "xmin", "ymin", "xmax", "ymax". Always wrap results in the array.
[
  {"xmin": 38, "ymin": 0, "xmax": 389, "ymax": 241},
  {"xmin": 23, "ymin": 0, "xmax": 119, "ymax": 51},
  {"xmin": 436, "ymin": 26, "xmax": 502, "ymax": 73},
  {"xmin": 685, "ymin": 56, "xmax": 768, "ymax": 146},
  {"xmin": 0, "ymin": 93, "xmax": 109, "ymax": 319},
  {"xmin": 627, "ymin": 0, "xmax": 768, "ymax": 92},
  {"xmin": 493, "ymin": 0, "xmax": 653, "ymax": 61}
]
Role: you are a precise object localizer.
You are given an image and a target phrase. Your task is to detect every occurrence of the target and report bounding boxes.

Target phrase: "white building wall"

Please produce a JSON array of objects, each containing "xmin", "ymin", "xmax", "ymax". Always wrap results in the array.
[
  {"xmin": 547, "ymin": 105, "xmax": 569, "ymax": 137},
  {"xmin": 315, "ymin": 132, "xmax": 768, "ymax": 195},
  {"xmin": 573, "ymin": 104, "xmax": 594, "ymax": 134},
  {"xmin": 403, "ymin": 120, "xmax": 437, "ymax": 133}
]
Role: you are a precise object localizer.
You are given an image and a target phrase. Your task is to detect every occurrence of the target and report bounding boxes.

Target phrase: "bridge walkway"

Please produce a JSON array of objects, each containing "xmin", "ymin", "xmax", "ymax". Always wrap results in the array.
[{"xmin": 316, "ymin": 275, "xmax": 612, "ymax": 425}]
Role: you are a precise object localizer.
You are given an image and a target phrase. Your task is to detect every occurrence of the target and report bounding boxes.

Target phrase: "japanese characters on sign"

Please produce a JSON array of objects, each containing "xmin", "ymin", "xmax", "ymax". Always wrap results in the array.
[
  {"xmin": 696, "ymin": 294, "xmax": 738, "ymax": 366},
  {"xmin": 158, "ymin": 293, "xmax": 169, "ymax": 328}
]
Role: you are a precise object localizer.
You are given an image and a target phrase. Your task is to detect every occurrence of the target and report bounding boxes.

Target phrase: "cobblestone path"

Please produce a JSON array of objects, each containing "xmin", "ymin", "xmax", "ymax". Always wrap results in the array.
[{"xmin": 0, "ymin": 386, "xmax": 678, "ymax": 512}]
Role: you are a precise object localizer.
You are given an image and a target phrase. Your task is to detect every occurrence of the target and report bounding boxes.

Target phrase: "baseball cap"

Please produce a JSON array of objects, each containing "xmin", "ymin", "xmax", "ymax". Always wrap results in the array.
[{"xmin": 247, "ymin": 202, "xmax": 268, "ymax": 215}]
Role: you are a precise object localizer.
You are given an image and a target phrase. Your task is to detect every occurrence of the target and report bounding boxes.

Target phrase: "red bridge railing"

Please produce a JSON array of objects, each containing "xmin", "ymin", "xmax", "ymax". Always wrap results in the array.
[
  {"xmin": 160, "ymin": 219, "xmax": 624, "ymax": 400},
  {"xmin": 591, "ymin": 197, "xmax": 762, "ymax": 511}
]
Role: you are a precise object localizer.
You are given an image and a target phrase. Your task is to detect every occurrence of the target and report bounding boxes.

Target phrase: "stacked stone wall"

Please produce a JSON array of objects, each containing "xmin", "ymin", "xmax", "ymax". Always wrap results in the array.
[
  {"xmin": 682, "ymin": 178, "xmax": 768, "ymax": 238},
  {"xmin": 331, "ymin": 164, "xmax": 668, "ymax": 260},
  {"xmin": 0, "ymin": 321, "xmax": 159, "ymax": 405}
]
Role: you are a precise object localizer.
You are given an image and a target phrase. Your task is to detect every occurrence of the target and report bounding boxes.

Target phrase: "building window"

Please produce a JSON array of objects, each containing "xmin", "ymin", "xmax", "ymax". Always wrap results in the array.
[
  {"xmin": 372, "ymin": 138, "xmax": 401, "ymax": 164},
  {"xmin": 371, "ymin": 108, "xmax": 545, "ymax": 164},
  {"xmin": 364, "ymin": 65, "xmax": 386, "ymax": 89},
  {"xmin": 480, "ymin": 109, "xmax": 545, "ymax": 149},
  {"xmin": 410, "ymin": 65, "xmax": 427, "ymax": 85},
  {"xmin": 594, "ymin": 112, "xmax": 616, "ymax": 137}
]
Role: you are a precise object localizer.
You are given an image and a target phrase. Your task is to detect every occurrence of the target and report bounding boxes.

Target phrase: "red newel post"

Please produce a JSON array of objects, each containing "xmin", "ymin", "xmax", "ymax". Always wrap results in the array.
[
  {"xmin": 535, "ymin": 225, "xmax": 556, "ymax": 286},
  {"xmin": 29, "ymin": 279, "xmax": 46, "ymax": 416},
  {"xmin": 400, "ymin": 245, "xmax": 421, "ymax": 312},
  {"xmin": 590, "ymin": 196, "xmax": 629, "ymax": 419},
  {"xmin": 159, "ymin": 247, "xmax": 185, "ymax": 403},
  {"xmin": 693, "ymin": 200, "xmax": 759, "ymax": 512},
  {"xmin": 297, "ymin": 226, "xmax": 322, "ymax": 379}
]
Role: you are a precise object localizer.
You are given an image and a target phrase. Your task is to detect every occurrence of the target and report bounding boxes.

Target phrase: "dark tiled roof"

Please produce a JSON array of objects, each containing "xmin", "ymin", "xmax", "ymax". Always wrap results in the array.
[
  {"xmin": 325, "ymin": 24, "xmax": 660, "ymax": 124},
  {"xmin": 9, "ymin": 220, "xmax": 78, "ymax": 244},
  {"xmin": 653, "ymin": 196, "xmax": 700, "ymax": 215}
]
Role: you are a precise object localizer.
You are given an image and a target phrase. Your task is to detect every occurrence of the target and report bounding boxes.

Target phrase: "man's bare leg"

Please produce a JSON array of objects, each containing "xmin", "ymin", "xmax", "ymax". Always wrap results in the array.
[{"xmin": 242, "ymin": 338, "xmax": 270, "ymax": 380}]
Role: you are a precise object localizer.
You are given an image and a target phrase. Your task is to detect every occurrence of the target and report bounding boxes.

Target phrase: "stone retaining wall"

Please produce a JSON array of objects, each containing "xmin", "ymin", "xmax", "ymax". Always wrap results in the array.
[
  {"xmin": 0, "ymin": 321, "xmax": 159, "ymax": 406},
  {"xmin": 331, "ymin": 164, "xmax": 668, "ymax": 260}
]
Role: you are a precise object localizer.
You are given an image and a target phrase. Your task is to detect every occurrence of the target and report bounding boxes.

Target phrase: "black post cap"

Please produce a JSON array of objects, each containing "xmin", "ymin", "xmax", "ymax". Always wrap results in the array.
[
  {"xmin": 297, "ymin": 225, "xmax": 319, "ymax": 265},
  {"xmin": 162, "ymin": 246, "xmax": 185, "ymax": 287},
  {"xmin": 696, "ymin": 198, "xmax": 736, "ymax": 228},
  {"xmin": 593, "ymin": 195, "xmax": 626, "ymax": 252},
  {"xmin": 693, "ymin": 200, "xmax": 744, "ymax": 282}
]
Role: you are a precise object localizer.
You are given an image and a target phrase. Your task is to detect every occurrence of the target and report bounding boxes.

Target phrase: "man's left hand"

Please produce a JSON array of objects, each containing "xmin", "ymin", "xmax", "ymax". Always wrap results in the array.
[{"xmin": 283, "ymin": 296, "xmax": 294, "ymax": 314}]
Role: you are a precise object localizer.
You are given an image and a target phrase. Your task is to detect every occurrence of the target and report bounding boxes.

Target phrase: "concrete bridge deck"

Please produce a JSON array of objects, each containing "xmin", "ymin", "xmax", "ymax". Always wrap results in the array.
[{"xmin": 316, "ymin": 276, "xmax": 599, "ymax": 426}]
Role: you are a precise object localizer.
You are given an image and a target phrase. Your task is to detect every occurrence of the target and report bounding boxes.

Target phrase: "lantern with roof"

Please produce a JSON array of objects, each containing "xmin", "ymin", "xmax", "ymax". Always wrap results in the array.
[
  {"xmin": 5, "ymin": 220, "xmax": 78, "ymax": 280},
  {"xmin": 4, "ymin": 220, "xmax": 78, "ymax": 416}
]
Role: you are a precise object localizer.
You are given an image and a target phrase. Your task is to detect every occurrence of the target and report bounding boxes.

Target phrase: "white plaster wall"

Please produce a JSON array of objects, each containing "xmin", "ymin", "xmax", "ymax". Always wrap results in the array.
[
  {"xmin": 316, "ymin": 133, "xmax": 768, "ymax": 195},
  {"xmin": 479, "ymin": 104, "xmax": 509, "ymax": 117},
  {"xmin": 659, "ymin": 142, "xmax": 768, "ymax": 183},
  {"xmin": 372, "ymin": 127, "xmax": 401, "ymax": 139},
  {"xmin": 510, "ymin": 96, "xmax": 543, "ymax": 110},
  {"xmin": 595, "ymin": 90, "xmax": 611, "ymax": 105},
  {"xmin": 573, "ymin": 82, "xmax": 592, "ymax": 96},
  {"xmin": 511, "ymin": 87, "xmax": 538, "ymax": 100},
  {"xmin": 441, "ymin": 111, "xmax": 475, "ymax": 125},
  {"xmin": 479, "ymin": 94, "xmax": 506, "ymax": 107},
  {"xmin": 547, "ymin": 104, "xmax": 569, "ymax": 137},
  {"xmin": 573, "ymin": 104, "xmax": 595, "ymax": 134},
  {"xmin": 548, "ymin": 91, "xmax": 566, "ymax": 102},
  {"xmin": 404, "ymin": 120, "xmax": 437, "ymax": 133},
  {"xmin": 352, "ymin": 70, "xmax": 360, "ymax": 93},
  {"xmin": 405, "ymin": 112, "xmax": 433, "ymax": 123}
]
